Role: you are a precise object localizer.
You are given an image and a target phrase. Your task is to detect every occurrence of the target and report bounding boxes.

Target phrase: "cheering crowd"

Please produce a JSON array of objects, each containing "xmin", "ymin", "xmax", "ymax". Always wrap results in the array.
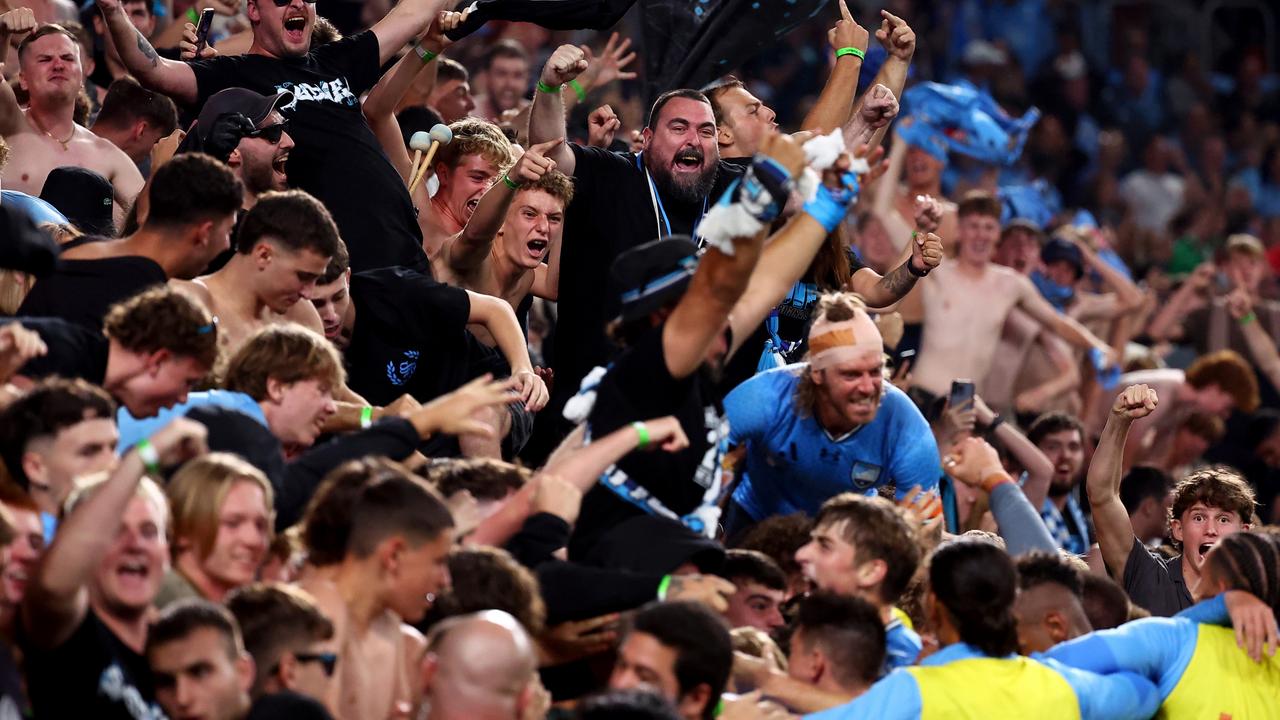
[{"xmin": 0, "ymin": 0, "xmax": 1277, "ymax": 717}]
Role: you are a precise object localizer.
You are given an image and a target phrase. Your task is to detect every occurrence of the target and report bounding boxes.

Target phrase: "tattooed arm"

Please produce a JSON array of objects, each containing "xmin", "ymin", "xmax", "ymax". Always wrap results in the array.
[
  {"xmin": 97, "ymin": 0, "xmax": 198, "ymax": 103},
  {"xmin": 849, "ymin": 230, "xmax": 943, "ymax": 309}
]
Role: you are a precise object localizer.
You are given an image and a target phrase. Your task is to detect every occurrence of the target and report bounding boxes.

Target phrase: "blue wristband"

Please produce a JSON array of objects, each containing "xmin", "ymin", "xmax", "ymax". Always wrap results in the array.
[{"xmin": 802, "ymin": 171, "xmax": 860, "ymax": 232}]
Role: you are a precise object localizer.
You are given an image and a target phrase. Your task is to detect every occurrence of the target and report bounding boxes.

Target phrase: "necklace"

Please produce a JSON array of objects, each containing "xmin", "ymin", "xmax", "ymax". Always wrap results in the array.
[{"xmin": 28, "ymin": 111, "xmax": 73, "ymax": 151}]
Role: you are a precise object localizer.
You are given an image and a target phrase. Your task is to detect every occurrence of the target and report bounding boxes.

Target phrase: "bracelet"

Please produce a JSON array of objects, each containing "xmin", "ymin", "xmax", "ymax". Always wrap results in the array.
[
  {"xmin": 136, "ymin": 439, "xmax": 162, "ymax": 476},
  {"xmin": 414, "ymin": 44, "xmax": 438, "ymax": 64},
  {"xmin": 835, "ymin": 46, "xmax": 866, "ymax": 60},
  {"xmin": 980, "ymin": 469, "xmax": 1014, "ymax": 494},
  {"xmin": 360, "ymin": 406, "xmax": 374, "ymax": 429},
  {"xmin": 657, "ymin": 574, "xmax": 672, "ymax": 600},
  {"xmin": 185, "ymin": 7, "xmax": 199, "ymax": 23},
  {"xmin": 986, "ymin": 414, "xmax": 1005, "ymax": 433},
  {"xmin": 536, "ymin": 80, "xmax": 561, "ymax": 94},
  {"xmin": 1239, "ymin": 311, "xmax": 1257, "ymax": 327},
  {"xmin": 569, "ymin": 78, "xmax": 587, "ymax": 102},
  {"xmin": 907, "ymin": 257, "xmax": 930, "ymax": 278},
  {"xmin": 501, "ymin": 174, "xmax": 519, "ymax": 190},
  {"xmin": 632, "ymin": 421, "xmax": 651, "ymax": 450}
]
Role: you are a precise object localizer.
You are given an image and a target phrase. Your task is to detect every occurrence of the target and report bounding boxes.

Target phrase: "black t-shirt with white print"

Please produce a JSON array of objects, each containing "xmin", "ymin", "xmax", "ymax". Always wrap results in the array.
[
  {"xmin": 22, "ymin": 610, "xmax": 164, "ymax": 720},
  {"xmin": 569, "ymin": 324, "xmax": 726, "ymax": 560},
  {"xmin": 188, "ymin": 32, "xmax": 429, "ymax": 275},
  {"xmin": 549, "ymin": 145, "xmax": 744, "ymax": 421}
]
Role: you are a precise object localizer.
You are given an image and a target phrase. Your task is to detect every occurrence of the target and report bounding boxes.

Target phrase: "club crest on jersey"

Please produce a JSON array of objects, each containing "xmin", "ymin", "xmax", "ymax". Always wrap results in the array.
[{"xmin": 850, "ymin": 461, "xmax": 882, "ymax": 490}]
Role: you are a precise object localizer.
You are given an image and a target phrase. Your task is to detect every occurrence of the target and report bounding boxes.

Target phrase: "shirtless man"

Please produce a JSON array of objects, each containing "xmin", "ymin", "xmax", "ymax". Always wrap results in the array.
[
  {"xmin": 0, "ymin": 19, "xmax": 143, "ymax": 228},
  {"xmin": 911, "ymin": 191, "xmax": 1114, "ymax": 402},
  {"xmin": 173, "ymin": 190, "xmax": 335, "ymax": 353},
  {"xmin": 421, "ymin": 118, "xmax": 515, "ymax": 260},
  {"xmin": 298, "ymin": 459, "xmax": 454, "ymax": 720},
  {"xmin": 435, "ymin": 138, "xmax": 566, "ymax": 343}
]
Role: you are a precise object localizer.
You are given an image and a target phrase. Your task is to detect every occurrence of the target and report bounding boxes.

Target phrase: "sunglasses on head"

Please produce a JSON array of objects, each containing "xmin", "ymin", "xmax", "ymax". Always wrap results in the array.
[
  {"xmin": 293, "ymin": 651, "xmax": 338, "ymax": 676},
  {"xmin": 250, "ymin": 121, "xmax": 289, "ymax": 144}
]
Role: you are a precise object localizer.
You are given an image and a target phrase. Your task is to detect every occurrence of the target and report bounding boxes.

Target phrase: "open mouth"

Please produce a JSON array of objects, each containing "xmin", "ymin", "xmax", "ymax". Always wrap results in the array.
[
  {"xmin": 283, "ymin": 15, "xmax": 307, "ymax": 40},
  {"xmin": 673, "ymin": 150, "xmax": 703, "ymax": 172},
  {"xmin": 526, "ymin": 238, "xmax": 548, "ymax": 258},
  {"xmin": 272, "ymin": 153, "xmax": 289, "ymax": 174},
  {"xmin": 1198, "ymin": 542, "xmax": 1214, "ymax": 557},
  {"xmin": 117, "ymin": 560, "xmax": 149, "ymax": 582}
]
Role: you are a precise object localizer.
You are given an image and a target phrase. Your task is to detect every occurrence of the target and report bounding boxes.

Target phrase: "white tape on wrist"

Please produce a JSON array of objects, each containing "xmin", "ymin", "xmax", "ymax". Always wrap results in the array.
[{"xmin": 698, "ymin": 202, "xmax": 765, "ymax": 256}]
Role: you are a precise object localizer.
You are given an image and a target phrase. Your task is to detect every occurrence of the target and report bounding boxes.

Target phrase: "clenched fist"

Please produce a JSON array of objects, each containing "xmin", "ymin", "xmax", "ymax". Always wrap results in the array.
[
  {"xmin": 911, "ymin": 231, "xmax": 943, "ymax": 274},
  {"xmin": 540, "ymin": 44, "xmax": 588, "ymax": 87},
  {"xmin": 858, "ymin": 83, "xmax": 899, "ymax": 129},
  {"xmin": 1111, "ymin": 384, "xmax": 1158, "ymax": 420}
]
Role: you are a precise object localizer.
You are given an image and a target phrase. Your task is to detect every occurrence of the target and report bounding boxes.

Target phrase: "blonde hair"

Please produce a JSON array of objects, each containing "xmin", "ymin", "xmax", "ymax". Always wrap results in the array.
[
  {"xmin": 437, "ymin": 117, "xmax": 516, "ymax": 172},
  {"xmin": 167, "ymin": 453, "xmax": 275, "ymax": 561},
  {"xmin": 66, "ymin": 470, "xmax": 169, "ymax": 536}
]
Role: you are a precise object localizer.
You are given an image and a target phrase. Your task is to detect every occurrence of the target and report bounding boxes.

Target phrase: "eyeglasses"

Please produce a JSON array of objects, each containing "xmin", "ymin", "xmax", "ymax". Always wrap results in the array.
[
  {"xmin": 293, "ymin": 651, "xmax": 338, "ymax": 676},
  {"xmin": 251, "ymin": 121, "xmax": 289, "ymax": 144}
]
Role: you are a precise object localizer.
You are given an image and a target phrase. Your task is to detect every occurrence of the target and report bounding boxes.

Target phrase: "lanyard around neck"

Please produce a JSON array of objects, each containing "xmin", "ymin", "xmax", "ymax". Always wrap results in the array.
[{"xmin": 636, "ymin": 152, "xmax": 708, "ymax": 244}]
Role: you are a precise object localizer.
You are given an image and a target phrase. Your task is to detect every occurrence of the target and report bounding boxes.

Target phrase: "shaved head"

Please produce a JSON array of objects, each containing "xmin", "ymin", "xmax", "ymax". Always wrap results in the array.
[{"xmin": 423, "ymin": 611, "xmax": 538, "ymax": 720}]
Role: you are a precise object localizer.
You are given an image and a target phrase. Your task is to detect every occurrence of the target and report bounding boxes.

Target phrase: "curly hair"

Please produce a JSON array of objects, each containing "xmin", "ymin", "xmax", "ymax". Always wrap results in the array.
[
  {"xmin": 1169, "ymin": 467, "xmax": 1257, "ymax": 538},
  {"xmin": 520, "ymin": 169, "xmax": 575, "ymax": 208},
  {"xmin": 104, "ymin": 286, "xmax": 218, "ymax": 369},
  {"xmin": 1185, "ymin": 350, "xmax": 1260, "ymax": 414}
]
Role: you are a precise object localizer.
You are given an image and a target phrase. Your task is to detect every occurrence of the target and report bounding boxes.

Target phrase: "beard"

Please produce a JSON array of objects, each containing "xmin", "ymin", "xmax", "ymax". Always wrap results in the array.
[
  {"xmin": 649, "ymin": 148, "xmax": 718, "ymax": 205},
  {"xmin": 1048, "ymin": 475, "xmax": 1077, "ymax": 498},
  {"xmin": 242, "ymin": 159, "xmax": 277, "ymax": 197}
]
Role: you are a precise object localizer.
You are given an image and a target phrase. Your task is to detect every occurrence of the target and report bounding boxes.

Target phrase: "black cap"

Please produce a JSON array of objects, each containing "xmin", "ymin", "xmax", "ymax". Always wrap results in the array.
[
  {"xmin": 194, "ymin": 87, "xmax": 294, "ymax": 145},
  {"xmin": 39, "ymin": 166, "xmax": 114, "ymax": 236},
  {"xmin": 583, "ymin": 515, "xmax": 725, "ymax": 575},
  {"xmin": 611, "ymin": 236, "xmax": 699, "ymax": 324},
  {"xmin": 0, "ymin": 204, "xmax": 60, "ymax": 276},
  {"xmin": 1040, "ymin": 237, "xmax": 1084, "ymax": 279}
]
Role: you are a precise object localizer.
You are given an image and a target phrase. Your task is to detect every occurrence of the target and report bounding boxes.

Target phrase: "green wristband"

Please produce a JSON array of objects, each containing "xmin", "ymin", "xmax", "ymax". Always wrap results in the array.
[
  {"xmin": 1239, "ymin": 311, "xmax": 1257, "ymax": 327},
  {"xmin": 185, "ymin": 7, "xmax": 200, "ymax": 23},
  {"xmin": 501, "ymin": 174, "xmax": 519, "ymax": 190},
  {"xmin": 632, "ymin": 421, "xmax": 651, "ymax": 449},
  {"xmin": 135, "ymin": 439, "xmax": 162, "ymax": 476},
  {"xmin": 657, "ymin": 574, "xmax": 672, "ymax": 600},
  {"xmin": 414, "ymin": 44, "xmax": 438, "ymax": 64},
  {"xmin": 835, "ymin": 46, "xmax": 866, "ymax": 60},
  {"xmin": 569, "ymin": 78, "xmax": 587, "ymax": 102},
  {"xmin": 536, "ymin": 80, "xmax": 561, "ymax": 94},
  {"xmin": 360, "ymin": 406, "xmax": 373, "ymax": 429}
]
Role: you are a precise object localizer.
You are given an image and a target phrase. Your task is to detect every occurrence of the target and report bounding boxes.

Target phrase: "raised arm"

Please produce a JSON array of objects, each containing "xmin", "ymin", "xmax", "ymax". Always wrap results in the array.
[
  {"xmin": 797, "ymin": 0, "xmax": 866, "ymax": 134},
  {"xmin": 0, "ymin": 8, "xmax": 37, "ymax": 136},
  {"xmin": 1226, "ymin": 284, "xmax": 1280, "ymax": 389},
  {"xmin": 22, "ymin": 419, "xmax": 206, "ymax": 650},
  {"xmin": 944, "ymin": 436, "xmax": 1058, "ymax": 555},
  {"xmin": 726, "ymin": 144, "xmax": 872, "ymax": 358},
  {"xmin": 447, "ymin": 139, "xmax": 561, "ymax": 274},
  {"xmin": 1017, "ymin": 276, "xmax": 1113, "ymax": 360},
  {"xmin": 850, "ymin": 10, "xmax": 915, "ymax": 150},
  {"xmin": 1089, "ymin": 384, "xmax": 1158, "ymax": 581},
  {"xmin": 1147, "ymin": 262, "xmax": 1214, "ymax": 342},
  {"xmin": 542, "ymin": 416, "xmax": 689, "ymax": 492},
  {"xmin": 363, "ymin": 18, "xmax": 452, "ymax": 182},
  {"xmin": 526, "ymin": 44, "xmax": 583, "ymax": 174},
  {"xmin": 974, "ymin": 395, "xmax": 1052, "ymax": 510},
  {"xmin": 97, "ymin": 0, "xmax": 197, "ymax": 104},
  {"xmin": 369, "ymin": 0, "xmax": 450, "ymax": 66}
]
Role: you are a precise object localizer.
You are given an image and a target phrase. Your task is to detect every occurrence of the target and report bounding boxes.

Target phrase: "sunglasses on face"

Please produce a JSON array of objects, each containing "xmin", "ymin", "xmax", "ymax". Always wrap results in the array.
[
  {"xmin": 293, "ymin": 651, "xmax": 338, "ymax": 676},
  {"xmin": 269, "ymin": 0, "xmax": 317, "ymax": 6},
  {"xmin": 250, "ymin": 121, "xmax": 289, "ymax": 144}
]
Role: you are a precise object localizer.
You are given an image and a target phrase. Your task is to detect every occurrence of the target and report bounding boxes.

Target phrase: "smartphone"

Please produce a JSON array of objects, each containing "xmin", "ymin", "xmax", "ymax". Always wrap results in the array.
[
  {"xmin": 892, "ymin": 349, "xmax": 916, "ymax": 381},
  {"xmin": 949, "ymin": 379, "xmax": 975, "ymax": 412},
  {"xmin": 194, "ymin": 8, "xmax": 215, "ymax": 51}
]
